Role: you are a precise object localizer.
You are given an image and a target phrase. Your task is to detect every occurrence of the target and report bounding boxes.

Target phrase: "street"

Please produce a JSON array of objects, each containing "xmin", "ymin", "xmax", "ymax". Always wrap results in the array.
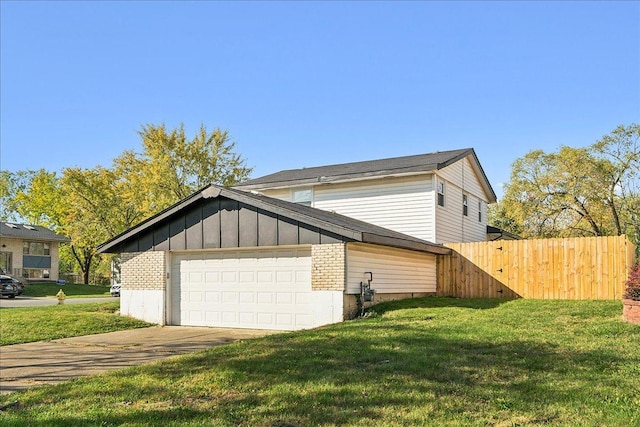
[{"xmin": 0, "ymin": 296, "xmax": 119, "ymax": 308}]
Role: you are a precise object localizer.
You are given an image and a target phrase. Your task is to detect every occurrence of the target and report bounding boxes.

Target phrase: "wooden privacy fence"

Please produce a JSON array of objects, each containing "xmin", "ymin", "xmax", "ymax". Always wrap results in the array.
[{"xmin": 437, "ymin": 235, "xmax": 637, "ymax": 300}]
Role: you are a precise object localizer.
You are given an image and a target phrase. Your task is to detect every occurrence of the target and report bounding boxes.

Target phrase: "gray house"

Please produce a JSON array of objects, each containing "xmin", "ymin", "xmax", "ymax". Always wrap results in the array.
[{"xmin": 99, "ymin": 149, "xmax": 496, "ymax": 331}]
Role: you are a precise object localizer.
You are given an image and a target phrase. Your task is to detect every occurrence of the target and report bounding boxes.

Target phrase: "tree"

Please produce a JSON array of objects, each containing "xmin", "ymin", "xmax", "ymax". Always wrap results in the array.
[
  {"xmin": 0, "ymin": 170, "xmax": 38, "ymax": 222},
  {"xmin": 493, "ymin": 124, "xmax": 640, "ymax": 248},
  {"xmin": 3, "ymin": 123, "xmax": 252, "ymax": 284},
  {"xmin": 12, "ymin": 169, "xmax": 66, "ymax": 228},
  {"xmin": 61, "ymin": 167, "xmax": 130, "ymax": 285},
  {"xmin": 114, "ymin": 123, "xmax": 253, "ymax": 211}
]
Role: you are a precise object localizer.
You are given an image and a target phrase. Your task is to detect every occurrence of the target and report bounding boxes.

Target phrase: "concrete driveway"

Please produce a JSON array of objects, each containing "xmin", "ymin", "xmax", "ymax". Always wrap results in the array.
[{"xmin": 0, "ymin": 326, "xmax": 277, "ymax": 394}]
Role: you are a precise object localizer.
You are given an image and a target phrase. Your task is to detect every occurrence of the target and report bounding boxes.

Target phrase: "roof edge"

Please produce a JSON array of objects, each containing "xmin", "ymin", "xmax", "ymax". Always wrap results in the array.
[{"xmin": 97, "ymin": 190, "xmax": 206, "ymax": 253}]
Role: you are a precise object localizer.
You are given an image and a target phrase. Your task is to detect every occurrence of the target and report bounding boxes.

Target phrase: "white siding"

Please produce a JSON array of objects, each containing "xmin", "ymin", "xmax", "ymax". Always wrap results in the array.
[
  {"xmin": 436, "ymin": 157, "xmax": 489, "ymax": 243},
  {"xmin": 260, "ymin": 188, "xmax": 290, "ymax": 200},
  {"xmin": 253, "ymin": 155, "xmax": 492, "ymax": 244},
  {"xmin": 345, "ymin": 243, "xmax": 437, "ymax": 294},
  {"xmin": 314, "ymin": 175, "xmax": 435, "ymax": 242}
]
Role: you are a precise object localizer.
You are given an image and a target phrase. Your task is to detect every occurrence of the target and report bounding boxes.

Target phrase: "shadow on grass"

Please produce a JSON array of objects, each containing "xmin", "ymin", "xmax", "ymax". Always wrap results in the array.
[
  {"xmin": 369, "ymin": 295, "xmax": 510, "ymax": 315},
  {"xmin": 4, "ymin": 305, "xmax": 638, "ymax": 426}
]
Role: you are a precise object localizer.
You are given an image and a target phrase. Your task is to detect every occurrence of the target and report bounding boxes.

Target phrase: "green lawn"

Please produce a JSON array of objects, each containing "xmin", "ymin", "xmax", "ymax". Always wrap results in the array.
[
  {"xmin": 1, "ymin": 298, "xmax": 639, "ymax": 426},
  {"xmin": 22, "ymin": 282, "xmax": 111, "ymax": 298},
  {"xmin": 0, "ymin": 302, "xmax": 151, "ymax": 346}
]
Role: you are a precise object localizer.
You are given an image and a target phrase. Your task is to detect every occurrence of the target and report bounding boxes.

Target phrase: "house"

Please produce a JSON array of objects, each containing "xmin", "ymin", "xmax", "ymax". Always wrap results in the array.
[
  {"xmin": 234, "ymin": 148, "xmax": 497, "ymax": 244},
  {"xmin": 486, "ymin": 225, "xmax": 522, "ymax": 241},
  {"xmin": 98, "ymin": 149, "xmax": 497, "ymax": 331},
  {"xmin": 0, "ymin": 223, "xmax": 69, "ymax": 281}
]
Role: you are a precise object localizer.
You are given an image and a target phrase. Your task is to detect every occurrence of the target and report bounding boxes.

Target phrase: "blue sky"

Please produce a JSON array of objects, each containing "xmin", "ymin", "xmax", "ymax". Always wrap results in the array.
[{"xmin": 1, "ymin": 1, "xmax": 638, "ymax": 199}]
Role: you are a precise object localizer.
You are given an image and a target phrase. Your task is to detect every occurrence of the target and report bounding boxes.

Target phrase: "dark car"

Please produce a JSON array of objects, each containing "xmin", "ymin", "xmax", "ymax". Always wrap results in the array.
[
  {"xmin": 11, "ymin": 276, "xmax": 25, "ymax": 295},
  {"xmin": 0, "ymin": 275, "xmax": 20, "ymax": 298}
]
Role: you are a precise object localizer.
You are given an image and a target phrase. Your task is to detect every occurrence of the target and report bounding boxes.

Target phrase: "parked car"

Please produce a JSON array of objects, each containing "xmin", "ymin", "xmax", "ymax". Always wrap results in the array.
[
  {"xmin": 0, "ymin": 275, "xmax": 20, "ymax": 298},
  {"xmin": 110, "ymin": 284, "xmax": 121, "ymax": 297}
]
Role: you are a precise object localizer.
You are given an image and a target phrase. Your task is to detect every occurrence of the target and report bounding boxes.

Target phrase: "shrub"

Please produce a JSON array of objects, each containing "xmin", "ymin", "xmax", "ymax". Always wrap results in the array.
[{"xmin": 624, "ymin": 263, "xmax": 640, "ymax": 301}]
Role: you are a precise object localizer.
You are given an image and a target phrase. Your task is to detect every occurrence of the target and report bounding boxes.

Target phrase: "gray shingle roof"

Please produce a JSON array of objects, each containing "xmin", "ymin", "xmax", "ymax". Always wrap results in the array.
[
  {"xmin": 218, "ymin": 186, "xmax": 450, "ymax": 254},
  {"xmin": 236, "ymin": 148, "xmax": 475, "ymax": 188},
  {"xmin": 98, "ymin": 185, "xmax": 450, "ymax": 255},
  {"xmin": 0, "ymin": 223, "xmax": 69, "ymax": 242}
]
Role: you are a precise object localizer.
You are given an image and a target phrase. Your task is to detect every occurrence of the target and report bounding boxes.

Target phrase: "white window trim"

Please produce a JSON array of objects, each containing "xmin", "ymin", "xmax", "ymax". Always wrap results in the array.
[
  {"xmin": 437, "ymin": 180, "xmax": 445, "ymax": 207},
  {"xmin": 462, "ymin": 193, "xmax": 469, "ymax": 217},
  {"xmin": 291, "ymin": 187, "xmax": 313, "ymax": 206}
]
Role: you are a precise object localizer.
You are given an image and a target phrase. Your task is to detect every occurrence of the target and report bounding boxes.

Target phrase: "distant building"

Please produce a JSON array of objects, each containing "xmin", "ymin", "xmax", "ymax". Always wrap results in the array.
[{"xmin": 0, "ymin": 223, "xmax": 70, "ymax": 280}]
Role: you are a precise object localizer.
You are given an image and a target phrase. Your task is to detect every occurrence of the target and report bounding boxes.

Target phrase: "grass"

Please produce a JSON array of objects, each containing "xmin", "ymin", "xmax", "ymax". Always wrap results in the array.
[
  {"xmin": 1, "ymin": 298, "xmax": 639, "ymax": 426},
  {"xmin": 0, "ymin": 302, "xmax": 152, "ymax": 345},
  {"xmin": 22, "ymin": 282, "xmax": 111, "ymax": 298}
]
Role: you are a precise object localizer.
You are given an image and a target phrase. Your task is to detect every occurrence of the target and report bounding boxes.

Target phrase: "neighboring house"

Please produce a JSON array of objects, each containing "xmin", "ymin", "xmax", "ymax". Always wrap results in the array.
[
  {"xmin": 98, "ymin": 149, "xmax": 497, "ymax": 331},
  {"xmin": 487, "ymin": 225, "xmax": 522, "ymax": 241},
  {"xmin": 234, "ymin": 148, "xmax": 497, "ymax": 244},
  {"xmin": 0, "ymin": 223, "xmax": 69, "ymax": 281}
]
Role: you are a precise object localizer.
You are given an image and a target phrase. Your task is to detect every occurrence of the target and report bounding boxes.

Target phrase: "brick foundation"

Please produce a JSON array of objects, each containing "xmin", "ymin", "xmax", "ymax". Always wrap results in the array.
[{"xmin": 622, "ymin": 299, "xmax": 640, "ymax": 325}]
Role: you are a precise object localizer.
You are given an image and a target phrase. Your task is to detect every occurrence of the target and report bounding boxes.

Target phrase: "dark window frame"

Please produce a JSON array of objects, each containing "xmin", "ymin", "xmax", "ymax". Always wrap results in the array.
[
  {"xmin": 437, "ymin": 181, "xmax": 445, "ymax": 207},
  {"xmin": 23, "ymin": 241, "xmax": 50, "ymax": 256}
]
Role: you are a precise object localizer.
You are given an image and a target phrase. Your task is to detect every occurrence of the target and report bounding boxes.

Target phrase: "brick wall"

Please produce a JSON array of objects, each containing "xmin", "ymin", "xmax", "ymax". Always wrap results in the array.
[
  {"xmin": 121, "ymin": 251, "xmax": 166, "ymax": 291},
  {"xmin": 311, "ymin": 243, "xmax": 346, "ymax": 291}
]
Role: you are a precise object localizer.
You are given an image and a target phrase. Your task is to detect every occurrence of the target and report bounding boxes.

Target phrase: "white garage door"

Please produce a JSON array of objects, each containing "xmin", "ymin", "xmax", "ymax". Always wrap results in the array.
[{"xmin": 170, "ymin": 248, "xmax": 313, "ymax": 330}]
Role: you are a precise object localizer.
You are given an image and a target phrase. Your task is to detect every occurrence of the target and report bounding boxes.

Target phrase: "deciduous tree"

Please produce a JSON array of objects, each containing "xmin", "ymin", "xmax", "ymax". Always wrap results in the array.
[
  {"xmin": 492, "ymin": 124, "xmax": 640, "ymax": 248},
  {"xmin": 4, "ymin": 123, "xmax": 252, "ymax": 284}
]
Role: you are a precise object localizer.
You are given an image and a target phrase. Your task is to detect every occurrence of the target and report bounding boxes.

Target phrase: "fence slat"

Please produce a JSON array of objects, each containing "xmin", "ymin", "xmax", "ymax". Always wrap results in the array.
[{"xmin": 438, "ymin": 235, "xmax": 637, "ymax": 300}]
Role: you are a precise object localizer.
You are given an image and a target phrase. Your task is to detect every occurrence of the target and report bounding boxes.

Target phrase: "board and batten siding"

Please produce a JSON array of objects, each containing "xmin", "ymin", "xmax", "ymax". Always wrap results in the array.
[
  {"xmin": 261, "ymin": 175, "xmax": 436, "ymax": 243},
  {"xmin": 345, "ymin": 243, "xmax": 437, "ymax": 294},
  {"xmin": 435, "ymin": 157, "xmax": 489, "ymax": 243}
]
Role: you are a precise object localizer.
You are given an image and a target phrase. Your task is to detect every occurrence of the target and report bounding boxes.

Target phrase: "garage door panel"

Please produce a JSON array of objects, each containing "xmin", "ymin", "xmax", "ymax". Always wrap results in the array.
[
  {"xmin": 257, "ymin": 271, "xmax": 273, "ymax": 283},
  {"xmin": 205, "ymin": 292, "xmax": 220, "ymax": 302},
  {"xmin": 296, "ymin": 270, "xmax": 311, "ymax": 282},
  {"xmin": 295, "ymin": 313, "xmax": 313, "ymax": 326},
  {"xmin": 276, "ymin": 271, "xmax": 293, "ymax": 283},
  {"xmin": 170, "ymin": 248, "xmax": 313, "ymax": 330},
  {"xmin": 239, "ymin": 271, "xmax": 255, "ymax": 282},
  {"xmin": 239, "ymin": 292, "xmax": 255, "ymax": 303},
  {"xmin": 239, "ymin": 312, "xmax": 255, "ymax": 324},
  {"xmin": 222, "ymin": 292, "xmax": 237, "ymax": 303},
  {"xmin": 205, "ymin": 272, "xmax": 220, "ymax": 282},
  {"xmin": 205, "ymin": 311, "xmax": 221, "ymax": 323},
  {"xmin": 276, "ymin": 292, "xmax": 293, "ymax": 304},
  {"xmin": 276, "ymin": 313, "xmax": 293, "ymax": 326},
  {"xmin": 257, "ymin": 292, "xmax": 272, "ymax": 303},
  {"xmin": 296, "ymin": 293, "xmax": 312, "ymax": 304},
  {"xmin": 222, "ymin": 311, "xmax": 237, "ymax": 323},
  {"xmin": 222, "ymin": 271, "xmax": 237, "ymax": 283},
  {"xmin": 257, "ymin": 312, "xmax": 273, "ymax": 325}
]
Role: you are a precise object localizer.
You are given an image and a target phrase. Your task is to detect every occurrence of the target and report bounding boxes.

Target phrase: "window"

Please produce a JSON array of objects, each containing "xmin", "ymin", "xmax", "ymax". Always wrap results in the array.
[
  {"xmin": 437, "ymin": 181, "xmax": 445, "ymax": 207},
  {"xmin": 478, "ymin": 201, "xmax": 483, "ymax": 222},
  {"xmin": 24, "ymin": 268, "xmax": 50, "ymax": 279},
  {"xmin": 462, "ymin": 194, "xmax": 468, "ymax": 216},
  {"xmin": 23, "ymin": 241, "xmax": 50, "ymax": 256},
  {"xmin": 292, "ymin": 188, "xmax": 313, "ymax": 206},
  {"xmin": 0, "ymin": 252, "xmax": 12, "ymax": 274}
]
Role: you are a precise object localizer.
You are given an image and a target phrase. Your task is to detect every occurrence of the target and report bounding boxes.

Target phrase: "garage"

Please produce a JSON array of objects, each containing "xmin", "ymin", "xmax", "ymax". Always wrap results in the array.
[
  {"xmin": 170, "ymin": 248, "xmax": 313, "ymax": 330},
  {"xmin": 98, "ymin": 185, "xmax": 450, "ymax": 331}
]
